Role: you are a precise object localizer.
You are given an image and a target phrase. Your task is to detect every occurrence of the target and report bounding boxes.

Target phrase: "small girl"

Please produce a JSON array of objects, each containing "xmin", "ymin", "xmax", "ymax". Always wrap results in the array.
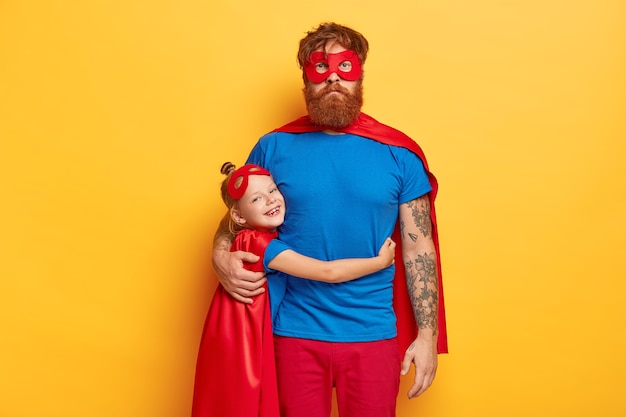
[{"xmin": 191, "ymin": 162, "xmax": 395, "ymax": 417}]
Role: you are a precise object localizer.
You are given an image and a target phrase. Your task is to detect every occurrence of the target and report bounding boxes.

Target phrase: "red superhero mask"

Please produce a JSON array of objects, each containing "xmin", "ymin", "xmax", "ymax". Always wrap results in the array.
[
  {"xmin": 304, "ymin": 50, "xmax": 362, "ymax": 83},
  {"xmin": 227, "ymin": 164, "xmax": 271, "ymax": 200}
]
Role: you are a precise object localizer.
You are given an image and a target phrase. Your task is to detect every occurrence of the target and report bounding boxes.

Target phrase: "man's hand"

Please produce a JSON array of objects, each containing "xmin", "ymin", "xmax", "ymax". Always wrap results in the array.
[
  {"xmin": 400, "ymin": 332, "xmax": 438, "ymax": 399},
  {"xmin": 212, "ymin": 249, "xmax": 266, "ymax": 304}
]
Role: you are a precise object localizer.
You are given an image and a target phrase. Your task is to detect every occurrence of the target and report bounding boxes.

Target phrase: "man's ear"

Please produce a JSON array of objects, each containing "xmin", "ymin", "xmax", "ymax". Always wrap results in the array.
[{"xmin": 231, "ymin": 208, "xmax": 247, "ymax": 225}]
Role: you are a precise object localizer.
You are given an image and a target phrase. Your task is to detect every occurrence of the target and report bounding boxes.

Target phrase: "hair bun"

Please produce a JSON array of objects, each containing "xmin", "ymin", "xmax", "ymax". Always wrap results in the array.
[{"xmin": 221, "ymin": 162, "xmax": 236, "ymax": 176}]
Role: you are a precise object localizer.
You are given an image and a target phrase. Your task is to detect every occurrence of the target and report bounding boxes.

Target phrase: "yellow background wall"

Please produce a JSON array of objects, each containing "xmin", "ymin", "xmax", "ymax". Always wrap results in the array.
[{"xmin": 1, "ymin": 1, "xmax": 625, "ymax": 416}]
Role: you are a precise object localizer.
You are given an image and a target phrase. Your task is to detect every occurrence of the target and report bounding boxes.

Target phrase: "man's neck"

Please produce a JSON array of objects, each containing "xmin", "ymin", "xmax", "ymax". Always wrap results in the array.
[{"xmin": 322, "ymin": 129, "xmax": 345, "ymax": 135}]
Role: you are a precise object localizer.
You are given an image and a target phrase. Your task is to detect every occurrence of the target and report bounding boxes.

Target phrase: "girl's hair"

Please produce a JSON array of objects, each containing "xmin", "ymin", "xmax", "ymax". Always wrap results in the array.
[
  {"xmin": 220, "ymin": 162, "xmax": 251, "ymax": 237},
  {"xmin": 297, "ymin": 22, "xmax": 369, "ymax": 80}
]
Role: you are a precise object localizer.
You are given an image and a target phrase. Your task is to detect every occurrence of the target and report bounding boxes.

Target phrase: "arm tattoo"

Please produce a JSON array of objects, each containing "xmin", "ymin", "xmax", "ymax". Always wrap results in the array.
[
  {"xmin": 213, "ymin": 213, "xmax": 235, "ymax": 250},
  {"xmin": 216, "ymin": 237, "xmax": 232, "ymax": 252},
  {"xmin": 400, "ymin": 220, "xmax": 419, "ymax": 243},
  {"xmin": 406, "ymin": 198, "xmax": 432, "ymax": 238},
  {"xmin": 405, "ymin": 252, "xmax": 438, "ymax": 333}
]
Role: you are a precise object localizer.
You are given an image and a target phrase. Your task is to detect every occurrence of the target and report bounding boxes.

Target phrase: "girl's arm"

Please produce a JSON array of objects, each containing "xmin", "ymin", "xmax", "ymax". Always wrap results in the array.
[{"xmin": 267, "ymin": 238, "xmax": 396, "ymax": 283}]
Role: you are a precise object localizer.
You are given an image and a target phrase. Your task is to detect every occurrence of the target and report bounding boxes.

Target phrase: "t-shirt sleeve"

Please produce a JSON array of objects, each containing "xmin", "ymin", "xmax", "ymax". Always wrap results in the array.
[
  {"xmin": 246, "ymin": 133, "xmax": 273, "ymax": 167},
  {"xmin": 397, "ymin": 147, "xmax": 432, "ymax": 204},
  {"xmin": 263, "ymin": 238, "xmax": 292, "ymax": 273}
]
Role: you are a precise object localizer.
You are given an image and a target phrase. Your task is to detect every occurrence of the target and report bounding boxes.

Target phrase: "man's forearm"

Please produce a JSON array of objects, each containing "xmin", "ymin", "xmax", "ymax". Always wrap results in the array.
[
  {"xmin": 405, "ymin": 250, "xmax": 438, "ymax": 335},
  {"xmin": 213, "ymin": 212, "xmax": 234, "ymax": 252},
  {"xmin": 212, "ymin": 212, "xmax": 236, "ymax": 284},
  {"xmin": 400, "ymin": 196, "xmax": 439, "ymax": 336}
]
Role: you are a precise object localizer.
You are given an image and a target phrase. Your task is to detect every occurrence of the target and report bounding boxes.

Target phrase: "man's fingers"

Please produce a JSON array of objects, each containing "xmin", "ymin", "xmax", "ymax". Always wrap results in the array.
[
  {"xmin": 406, "ymin": 365, "xmax": 436, "ymax": 399},
  {"xmin": 227, "ymin": 286, "xmax": 264, "ymax": 303},
  {"xmin": 407, "ymin": 360, "xmax": 424, "ymax": 398},
  {"xmin": 400, "ymin": 352, "xmax": 412, "ymax": 376},
  {"xmin": 407, "ymin": 385, "xmax": 420, "ymax": 399},
  {"xmin": 224, "ymin": 283, "xmax": 266, "ymax": 304},
  {"xmin": 407, "ymin": 377, "xmax": 426, "ymax": 399},
  {"xmin": 235, "ymin": 251, "xmax": 261, "ymax": 265},
  {"xmin": 233, "ymin": 283, "xmax": 266, "ymax": 297},
  {"xmin": 229, "ymin": 292, "xmax": 253, "ymax": 304},
  {"xmin": 222, "ymin": 275, "xmax": 266, "ymax": 303},
  {"xmin": 234, "ymin": 274, "xmax": 267, "ymax": 289}
]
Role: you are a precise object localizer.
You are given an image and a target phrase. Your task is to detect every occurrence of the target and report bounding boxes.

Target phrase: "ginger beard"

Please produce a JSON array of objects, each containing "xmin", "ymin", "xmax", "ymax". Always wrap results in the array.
[{"xmin": 303, "ymin": 80, "xmax": 363, "ymax": 129}]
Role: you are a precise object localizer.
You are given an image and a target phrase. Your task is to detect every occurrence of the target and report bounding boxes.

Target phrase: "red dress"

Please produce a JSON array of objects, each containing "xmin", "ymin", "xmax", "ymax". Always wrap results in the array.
[{"xmin": 191, "ymin": 229, "xmax": 280, "ymax": 417}]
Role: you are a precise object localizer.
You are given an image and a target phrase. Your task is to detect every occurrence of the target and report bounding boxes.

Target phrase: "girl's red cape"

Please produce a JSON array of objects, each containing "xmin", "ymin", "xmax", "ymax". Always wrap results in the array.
[
  {"xmin": 192, "ymin": 230, "xmax": 280, "ymax": 417},
  {"xmin": 273, "ymin": 113, "xmax": 448, "ymax": 354}
]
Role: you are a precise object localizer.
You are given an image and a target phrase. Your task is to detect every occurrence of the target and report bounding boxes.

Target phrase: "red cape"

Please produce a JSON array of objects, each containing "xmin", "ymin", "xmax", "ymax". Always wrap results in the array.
[
  {"xmin": 192, "ymin": 229, "xmax": 280, "ymax": 417},
  {"xmin": 273, "ymin": 113, "xmax": 448, "ymax": 354}
]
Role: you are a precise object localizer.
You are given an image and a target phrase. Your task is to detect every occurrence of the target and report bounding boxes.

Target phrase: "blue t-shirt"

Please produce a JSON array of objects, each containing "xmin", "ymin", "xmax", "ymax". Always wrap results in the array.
[{"xmin": 253, "ymin": 131, "xmax": 431, "ymax": 342}]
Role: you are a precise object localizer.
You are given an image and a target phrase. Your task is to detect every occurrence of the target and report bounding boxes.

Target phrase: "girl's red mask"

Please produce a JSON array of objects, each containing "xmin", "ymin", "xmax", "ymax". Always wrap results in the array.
[{"xmin": 227, "ymin": 164, "xmax": 271, "ymax": 200}]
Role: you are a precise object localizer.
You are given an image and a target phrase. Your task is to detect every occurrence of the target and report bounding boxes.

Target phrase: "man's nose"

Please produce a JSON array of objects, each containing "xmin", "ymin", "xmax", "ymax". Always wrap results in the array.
[{"xmin": 325, "ymin": 72, "xmax": 340, "ymax": 83}]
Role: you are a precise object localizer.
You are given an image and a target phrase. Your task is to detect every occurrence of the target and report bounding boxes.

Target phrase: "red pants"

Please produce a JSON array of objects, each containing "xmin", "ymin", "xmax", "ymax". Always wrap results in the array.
[{"xmin": 273, "ymin": 336, "xmax": 401, "ymax": 417}]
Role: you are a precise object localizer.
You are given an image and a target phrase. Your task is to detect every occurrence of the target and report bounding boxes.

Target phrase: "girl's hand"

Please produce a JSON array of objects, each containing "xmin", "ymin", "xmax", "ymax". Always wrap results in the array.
[{"xmin": 377, "ymin": 237, "xmax": 396, "ymax": 268}]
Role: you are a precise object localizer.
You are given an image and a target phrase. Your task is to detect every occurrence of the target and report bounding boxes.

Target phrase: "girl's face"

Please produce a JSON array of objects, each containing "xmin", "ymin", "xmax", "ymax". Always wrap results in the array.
[{"xmin": 232, "ymin": 174, "xmax": 285, "ymax": 232}]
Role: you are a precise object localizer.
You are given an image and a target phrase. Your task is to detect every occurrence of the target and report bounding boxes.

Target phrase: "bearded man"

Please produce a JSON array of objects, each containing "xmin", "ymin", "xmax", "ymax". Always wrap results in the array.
[{"xmin": 211, "ymin": 22, "xmax": 448, "ymax": 417}]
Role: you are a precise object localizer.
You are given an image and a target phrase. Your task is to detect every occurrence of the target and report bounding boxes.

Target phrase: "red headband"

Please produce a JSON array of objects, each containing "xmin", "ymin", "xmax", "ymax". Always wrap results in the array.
[{"xmin": 227, "ymin": 164, "xmax": 271, "ymax": 200}]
